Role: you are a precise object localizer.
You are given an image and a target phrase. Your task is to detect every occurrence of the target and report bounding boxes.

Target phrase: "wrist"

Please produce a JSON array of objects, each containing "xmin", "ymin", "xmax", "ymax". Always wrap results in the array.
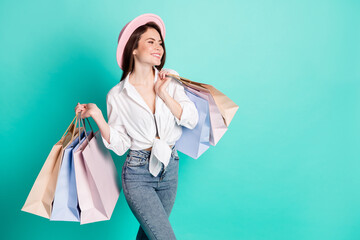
[
  {"xmin": 159, "ymin": 90, "xmax": 170, "ymax": 102},
  {"xmin": 90, "ymin": 106, "xmax": 102, "ymax": 120}
]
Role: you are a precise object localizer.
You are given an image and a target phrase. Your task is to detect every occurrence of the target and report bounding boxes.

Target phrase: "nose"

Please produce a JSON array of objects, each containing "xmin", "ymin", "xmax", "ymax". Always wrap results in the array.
[{"xmin": 155, "ymin": 42, "xmax": 162, "ymax": 51}]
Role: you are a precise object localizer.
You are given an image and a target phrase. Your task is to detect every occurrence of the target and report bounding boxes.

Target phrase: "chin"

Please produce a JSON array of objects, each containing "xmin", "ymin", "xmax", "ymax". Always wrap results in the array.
[{"xmin": 152, "ymin": 60, "xmax": 161, "ymax": 66}]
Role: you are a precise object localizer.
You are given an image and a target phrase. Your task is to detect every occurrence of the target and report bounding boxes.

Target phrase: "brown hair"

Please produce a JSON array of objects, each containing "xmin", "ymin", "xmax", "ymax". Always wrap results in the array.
[{"xmin": 120, "ymin": 22, "xmax": 166, "ymax": 82}]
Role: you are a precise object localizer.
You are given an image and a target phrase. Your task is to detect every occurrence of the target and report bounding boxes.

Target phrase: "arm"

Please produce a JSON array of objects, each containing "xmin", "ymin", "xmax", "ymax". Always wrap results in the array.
[
  {"xmin": 171, "ymin": 80, "xmax": 199, "ymax": 129},
  {"xmin": 161, "ymin": 91, "xmax": 183, "ymax": 120},
  {"xmin": 75, "ymin": 95, "xmax": 131, "ymax": 156},
  {"xmin": 156, "ymin": 69, "xmax": 199, "ymax": 129},
  {"xmin": 100, "ymin": 94, "xmax": 131, "ymax": 155},
  {"xmin": 91, "ymin": 108, "xmax": 111, "ymax": 144}
]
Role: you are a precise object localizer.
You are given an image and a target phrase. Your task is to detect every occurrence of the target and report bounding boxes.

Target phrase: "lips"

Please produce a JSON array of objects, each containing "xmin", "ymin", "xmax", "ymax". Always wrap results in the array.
[{"xmin": 151, "ymin": 53, "xmax": 161, "ymax": 59}]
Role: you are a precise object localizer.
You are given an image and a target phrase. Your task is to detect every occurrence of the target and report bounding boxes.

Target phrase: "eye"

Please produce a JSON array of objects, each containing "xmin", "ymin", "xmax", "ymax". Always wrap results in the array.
[{"xmin": 148, "ymin": 41, "xmax": 154, "ymax": 44}]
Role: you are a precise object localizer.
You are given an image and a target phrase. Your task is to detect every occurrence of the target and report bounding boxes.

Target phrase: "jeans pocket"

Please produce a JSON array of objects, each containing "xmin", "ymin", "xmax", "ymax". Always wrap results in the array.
[{"xmin": 126, "ymin": 155, "xmax": 148, "ymax": 167}]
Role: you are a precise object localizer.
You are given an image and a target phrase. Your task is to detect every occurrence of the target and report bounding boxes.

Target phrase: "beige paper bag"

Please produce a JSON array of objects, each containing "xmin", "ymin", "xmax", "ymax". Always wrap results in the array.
[
  {"xmin": 168, "ymin": 74, "xmax": 239, "ymax": 127},
  {"xmin": 22, "ymin": 115, "xmax": 82, "ymax": 219},
  {"xmin": 200, "ymin": 84, "xmax": 239, "ymax": 127}
]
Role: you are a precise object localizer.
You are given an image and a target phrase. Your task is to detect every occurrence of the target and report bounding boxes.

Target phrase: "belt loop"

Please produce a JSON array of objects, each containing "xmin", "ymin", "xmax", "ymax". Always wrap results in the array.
[{"xmin": 160, "ymin": 164, "xmax": 166, "ymax": 181}]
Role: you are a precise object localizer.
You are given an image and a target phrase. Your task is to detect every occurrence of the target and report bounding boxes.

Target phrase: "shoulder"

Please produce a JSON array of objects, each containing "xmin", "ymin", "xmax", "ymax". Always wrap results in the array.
[
  {"xmin": 106, "ymin": 81, "xmax": 125, "ymax": 102},
  {"xmin": 162, "ymin": 68, "xmax": 180, "ymax": 77},
  {"xmin": 162, "ymin": 68, "xmax": 182, "ymax": 88}
]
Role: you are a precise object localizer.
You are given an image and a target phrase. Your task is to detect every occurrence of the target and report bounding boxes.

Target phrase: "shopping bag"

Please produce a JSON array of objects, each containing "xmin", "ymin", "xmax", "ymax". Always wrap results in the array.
[
  {"xmin": 22, "ymin": 115, "xmax": 82, "ymax": 219},
  {"xmin": 175, "ymin": 89, "xmax": 211, "ymax": 159},
  {"xmin": 73, "ymin": 131, "xmax": 99, "ymax": 224},
  {"xmin": 50, "ymin": 118, "xmax": 87, "ymax": 221},
  {"xmin": 200, "ymin": 84, "xmax": 239, "ymax": 127},
  {"xmin": 168, "ymin": 74, "xmax": 239, "ymax": 127},
  {"xmin": 184, "ymin": 86, "xmax": 228, "ymax": 146},
  {"xmin": 74, "ymin": 119, "xmax": 120, "ymax": 224}
]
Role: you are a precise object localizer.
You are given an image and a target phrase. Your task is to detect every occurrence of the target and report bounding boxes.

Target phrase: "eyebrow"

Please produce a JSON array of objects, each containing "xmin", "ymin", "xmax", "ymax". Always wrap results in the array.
[{"xmin": 146, "ymin": 38, "xmax": 162, "ymax": 42}]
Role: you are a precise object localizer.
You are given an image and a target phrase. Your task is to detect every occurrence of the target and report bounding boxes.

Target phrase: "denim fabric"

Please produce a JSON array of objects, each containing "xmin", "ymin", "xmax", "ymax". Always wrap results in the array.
[{"xmin": 122, "ymin": 145, "xmax": 179, "ymax": 240}]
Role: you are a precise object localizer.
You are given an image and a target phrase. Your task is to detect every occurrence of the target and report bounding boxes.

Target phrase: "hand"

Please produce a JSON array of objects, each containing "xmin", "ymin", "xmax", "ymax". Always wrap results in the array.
[
  {"xmin": 155, "ymin": 69, "xmax": 171, "ymax": 100},
  {"xmin": 75, "ymin": 103, "xmax": 99, "ymax": 119}
]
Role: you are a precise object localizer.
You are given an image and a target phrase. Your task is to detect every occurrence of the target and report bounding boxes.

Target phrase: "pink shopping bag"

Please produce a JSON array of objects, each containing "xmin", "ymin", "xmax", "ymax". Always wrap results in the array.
[{"xmin": 73, "ymin": 119, "xmax": 120, "ymax": 224}]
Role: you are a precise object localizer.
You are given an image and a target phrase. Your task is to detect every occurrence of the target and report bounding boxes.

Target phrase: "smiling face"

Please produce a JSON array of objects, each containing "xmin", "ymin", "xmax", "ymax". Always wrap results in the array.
[
  {"xmin": 133, "ymin": 27, "xmax": 164, "ymax": 66},
  {"xmin": 120, "ymin": 22, "xmax": 167, "ymax": 82}
]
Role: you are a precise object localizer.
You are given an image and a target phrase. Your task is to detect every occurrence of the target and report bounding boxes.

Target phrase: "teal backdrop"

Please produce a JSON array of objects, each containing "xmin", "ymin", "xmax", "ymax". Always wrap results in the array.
[{"xmin": 0, "ymin": 0, "xmax": 359, "ymax": 239}]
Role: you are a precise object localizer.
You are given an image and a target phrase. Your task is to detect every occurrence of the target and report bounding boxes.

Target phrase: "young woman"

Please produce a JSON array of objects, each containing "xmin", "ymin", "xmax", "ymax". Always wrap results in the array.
[{"xmin": 75, "ymin": 13, "xmax": 198, "ymax": 240}]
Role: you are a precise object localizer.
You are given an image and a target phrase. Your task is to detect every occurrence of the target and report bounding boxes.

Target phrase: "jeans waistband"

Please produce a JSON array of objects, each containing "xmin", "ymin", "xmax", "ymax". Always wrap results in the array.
[{"xmin": 128, "ymin": 145, "xmax": 176, "ymax": 159}]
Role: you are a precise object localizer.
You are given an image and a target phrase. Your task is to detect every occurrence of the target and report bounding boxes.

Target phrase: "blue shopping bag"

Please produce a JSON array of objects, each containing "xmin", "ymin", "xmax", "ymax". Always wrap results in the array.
[
  {"xmin": 50, "ymin": 128, "xmax": 87, "ymax": 221},
  {"xmin": 175, "ymin": 89, "xmax": 211, "ymax": 159}
]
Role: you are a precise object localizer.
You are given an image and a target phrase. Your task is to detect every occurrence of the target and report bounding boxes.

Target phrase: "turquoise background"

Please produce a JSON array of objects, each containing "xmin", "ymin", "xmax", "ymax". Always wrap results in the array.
[{"xmin": 0, "ymin": 0, "xmax": 359, "ymax": 239}]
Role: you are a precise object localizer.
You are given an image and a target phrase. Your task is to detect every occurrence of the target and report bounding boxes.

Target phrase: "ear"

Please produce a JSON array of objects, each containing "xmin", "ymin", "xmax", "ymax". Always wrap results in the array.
[{"xmin": 133, "ymin": 49, "xmax": 137, "ymax": 55}]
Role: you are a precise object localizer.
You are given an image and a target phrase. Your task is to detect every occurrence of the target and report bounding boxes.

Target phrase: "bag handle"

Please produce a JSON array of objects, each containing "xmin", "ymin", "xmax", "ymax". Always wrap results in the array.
[
  {"xmin": 167, "ymin": 73, "xmax": 209, "ymax": 93},
  {"xmin": 77, "ymin": 113, "xmax": 85, "ymax": 143},
  {"xmin": 70, "ymin": 113, "xmax": 81, "ymax": 144},
  {"xmin": 77, "ymin": 113, "xmax": 94, "ymax": 143},
  {"xmin": 61, "ymin": 115, "xmax": 77, "ymax": 139},
  {"xmin": 167, "ymin": 73, "xmax": 192, "ymax": 83},
  {"xmin": 167, "ymin": 73, "xmax": 184, "ymax": 85},
  {"xmin": 167, "ymin": 73, "xmax": 206, "ymax": 88},
  {"xmin": 61, "ymin": 114, "xmax": 81, "ymax": 147}
]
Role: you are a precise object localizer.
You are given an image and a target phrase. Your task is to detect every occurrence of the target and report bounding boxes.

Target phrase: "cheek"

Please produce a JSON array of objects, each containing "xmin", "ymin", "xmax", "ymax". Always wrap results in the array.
[
  {"xmin": 143, "ymin": 45, "xmax": 154, "ymax": 55},
  {"xmin": 137, "ymin": 43, "xmax": 149, "ymax": 53},
  {"xmin": 141, "ymin": 44, "xmax": 149, "ymax": 50}
]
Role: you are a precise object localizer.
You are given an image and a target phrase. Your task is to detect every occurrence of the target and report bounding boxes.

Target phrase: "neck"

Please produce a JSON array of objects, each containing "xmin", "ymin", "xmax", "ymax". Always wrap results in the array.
[{"xmin": 129, "ymin": 64, "xmax": 155, "ymax": 86}]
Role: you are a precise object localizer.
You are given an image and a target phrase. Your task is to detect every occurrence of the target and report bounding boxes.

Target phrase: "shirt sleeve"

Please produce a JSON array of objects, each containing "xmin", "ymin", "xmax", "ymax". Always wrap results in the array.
[
  {"xmin": 101, "ymin": 94, "xmax": 131, "ymax": 156},
  {"xmin": 165, "ymin": 69, "xmax": 199, "ymax": 129}
]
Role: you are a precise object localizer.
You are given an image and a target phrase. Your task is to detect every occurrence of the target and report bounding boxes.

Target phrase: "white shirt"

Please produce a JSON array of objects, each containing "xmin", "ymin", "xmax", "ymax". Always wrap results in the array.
[{"xmin": 101, "ymin": 66, "xmax": 199, "ymax": 177}]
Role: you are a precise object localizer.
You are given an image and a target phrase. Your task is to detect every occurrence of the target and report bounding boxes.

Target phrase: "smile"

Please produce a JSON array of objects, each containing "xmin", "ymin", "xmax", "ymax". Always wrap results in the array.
[{"xmin": 151, "ymin": 53, "xmax": 161, "ymax": 59}]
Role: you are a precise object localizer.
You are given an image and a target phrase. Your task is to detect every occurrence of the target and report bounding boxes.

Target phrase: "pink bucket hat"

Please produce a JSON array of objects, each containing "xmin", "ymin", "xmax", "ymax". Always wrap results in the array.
[{"xmin": 116, "ymin": 13, "xmax": 166, "ymax": 70}]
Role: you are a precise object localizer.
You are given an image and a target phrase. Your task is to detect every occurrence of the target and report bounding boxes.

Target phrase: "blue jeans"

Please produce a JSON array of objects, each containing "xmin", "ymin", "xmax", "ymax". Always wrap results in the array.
[{"xmin": 122, "ymin": 145, "xmax": 179, "ymax": 240}]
